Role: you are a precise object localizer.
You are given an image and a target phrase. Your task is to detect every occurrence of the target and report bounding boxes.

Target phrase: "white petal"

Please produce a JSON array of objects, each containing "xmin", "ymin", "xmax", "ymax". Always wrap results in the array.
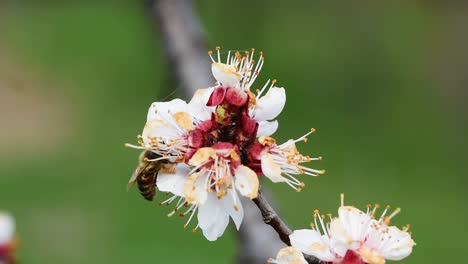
[
  {"xmin": 257, "ymin": 120, "xmax": 279, "ymax": 137},
  {"xmin": 289, "ymin": 229, "xmax": 337, "ymax": 262},
  {"xmin": 338, "ymin": 206, "xmax": 372, "ymax": 249},
  {"xmin": 197, "ymin": 193, "xmax": 230, "ymax": 241},
  {"xmin": 329, "ymin": 237, "xmax": 348, "ymax": 258},
  {"xmin": 211, "ymin": 62, "xmax": 241, "ymax": 88},
  {"xmin": 381, "ymin": 226, "xmax": 415, "ymax": 260},
  {"xmin": 329, "ymin": 218, "xmax": 353, "ymax": 256},
  {"xmin": 261, "ymin": 153, "xmax": 284, "ymax": 183},
  {"xmin": 156, "ymin": 163, "xmax": 190, "ymax": 197},
  {"xmin": 147, "ymin": 98, "xmax": 188, "ymax": 122},
  {"xmin": 188, "ymin": 87, "xmax": 216, "ymax": 121},
  {"xmin": 272, "ymin": 247, "xmax": 307, "ymax": 264},
  {"xmin": 142, "ymin": 119, "xmax": 181, "ymax": 146},
  {"xmin": 253, "ymin": 87, "xmax": 286, "ymax": 122},
  {"xmin": 234, "ymin": 165, "xmax": 259, "ymax": 199},
  {"xmin": 0, "ymin": 212, "xmax": 14, "ymax": 244},
  {"xmin": 184, "ymin": 172, "xmax": 208, "ymax": 205},
  {"xmin": 219, "ymin": 190, "xmax": 244, "ymax": 230}
]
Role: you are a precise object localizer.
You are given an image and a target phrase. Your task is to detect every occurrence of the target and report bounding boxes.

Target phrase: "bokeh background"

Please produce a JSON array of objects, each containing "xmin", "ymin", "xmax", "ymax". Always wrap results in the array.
[{"xmin": 0, "ymin": 1, "xmax": 466, "ymax": 263}]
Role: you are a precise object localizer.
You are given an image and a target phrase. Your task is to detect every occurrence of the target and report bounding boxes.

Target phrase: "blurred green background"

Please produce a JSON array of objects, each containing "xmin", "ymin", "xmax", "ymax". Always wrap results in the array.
[{"xmin": 0, "ymin": 1, "xmax": 466, "ymax": 263}]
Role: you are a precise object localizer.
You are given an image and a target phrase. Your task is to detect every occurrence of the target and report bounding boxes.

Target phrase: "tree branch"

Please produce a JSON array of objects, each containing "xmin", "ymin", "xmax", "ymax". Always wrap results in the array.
[{"xmin": 253, "ymin": 188, "xmax": 322, "ymax": 264}]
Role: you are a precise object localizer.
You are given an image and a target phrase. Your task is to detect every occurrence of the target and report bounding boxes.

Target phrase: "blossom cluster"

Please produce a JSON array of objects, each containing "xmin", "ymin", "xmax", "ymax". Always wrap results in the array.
[
  {"xmin": 127, "ymin": 47, "xmax": 415, "ymax": 263},
  {"xmin": 127, "ymin": 47, "xmax": 324, "ymax": 241},
  {"xmin": 270, "ymin": 194, "xmax": 415, "ymax": 264}
]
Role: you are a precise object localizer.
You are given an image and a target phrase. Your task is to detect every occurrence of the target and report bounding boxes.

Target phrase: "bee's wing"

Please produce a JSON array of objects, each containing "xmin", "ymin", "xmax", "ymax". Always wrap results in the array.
[{"xmin": 127, "ymin": 167, "xmax": 139, "ymax": 191}]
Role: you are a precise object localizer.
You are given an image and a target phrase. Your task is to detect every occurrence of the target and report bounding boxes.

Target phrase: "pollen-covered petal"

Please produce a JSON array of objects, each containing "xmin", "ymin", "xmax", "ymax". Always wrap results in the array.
[
  {"xmin": 156, "ymin": 163, "xmax": 190, "ymax": 197},
  {"xmin": 359, "ymin": 246, "xmax": 384, "ymax": 264},
  {"xmin": 142, "ymin": 119, "xmax": 179, "ymax": 145},
  {"xmin": 219, "ymin": 190, "xmax": 244, "ymax": 230},
  {"xmin": 270, "ymin": 247, "xmax": 307, "ymax": 264},
  {"xmin": 338, "ymin": 206, "xmax": 372, "ymax": 248},
  {"xmin": 184, "ymin": 172, "xmax": 208, "ymax": 205},
  {"xmin": 211, "ymin": 62, "xmax": 241, "ymax": 88},
  {"xmin": 147, "ymin": 98, "xmax": 188, "ymax": 122},
  {"xmin": 188, "ymin": 87, "xmax": 215, "ymax": 121},
  {"xmin": 234, "ymin": 165, "xmax": 259, "ymax": 199},
  {"xmin": 261, "ymin": 153, "xmax": 284, "ymax": 183},
  {"xmin": 197, "ymin": 193, "xmax": 230, "ymax": 241},
  {"xmin": 173, "ymin": 112, "xmax": 195, "ymax": 131},
  {"xmin": 188, "ymin": 147, "xmax": 216, "ymax": 167},
  {"xmin": 257, "ymin": 120, "xmax": 279, "ymax": 137},
  {"xmin": 254, "ymin": 87, "xmax": 286, "ymax": 122},
  {"xmin": 380, "ymin": 226, "xmax": 415, "ymax": 261},
  {"xmin": 289, "ymin": 229, "xmax": 337, "ymax": 262},
  {"xmin": 0, "ymin": 212, "xmax": 14, "ymax": 244}
]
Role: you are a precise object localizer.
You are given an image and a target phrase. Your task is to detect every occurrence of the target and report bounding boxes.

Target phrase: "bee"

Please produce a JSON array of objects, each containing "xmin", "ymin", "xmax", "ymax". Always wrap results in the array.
[{"xmin": 127, "ymin": 151, "xmax": 169, "ymax": 201}]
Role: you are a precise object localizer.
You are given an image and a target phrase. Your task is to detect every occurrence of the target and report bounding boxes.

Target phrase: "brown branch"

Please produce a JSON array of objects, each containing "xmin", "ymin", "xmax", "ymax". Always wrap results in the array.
[{"xmin": 253, "ymin": 188, "xmax": 322, "ymax": 264}]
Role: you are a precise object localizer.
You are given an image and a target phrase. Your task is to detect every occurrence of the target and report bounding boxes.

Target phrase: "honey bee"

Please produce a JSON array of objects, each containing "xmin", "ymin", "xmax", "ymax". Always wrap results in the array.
[{"xmin": 127, "ymin": 151, "xmax": 169, "ymax": 201}]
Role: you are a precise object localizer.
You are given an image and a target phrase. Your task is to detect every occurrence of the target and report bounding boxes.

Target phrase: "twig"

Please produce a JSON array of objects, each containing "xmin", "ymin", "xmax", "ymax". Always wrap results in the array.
[{"xmin": 253, "ymin": 187, "xmax": 322, "ymax": 264}]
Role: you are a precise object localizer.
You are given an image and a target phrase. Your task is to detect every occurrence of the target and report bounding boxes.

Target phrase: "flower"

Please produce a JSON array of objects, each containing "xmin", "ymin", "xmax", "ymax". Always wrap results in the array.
[
  {"xmin": 248, "ymin": 132, "xmax": 325, "ymax": 192},
  {"xmin": 0, "ymin": 212, "xmax": 16, "ymax": 263},
  {"xmin": 156, "ymin": 143, "xmax": 259, "ymax": 241},
  {"xmin": 289, "ymin": 194, "xmax": 415, "ymax": 264},
  {"xmin": 127, "ymin": 47, "xmax": 324, "ymax": 241},
  {"xmin": 208, "ymin": 47, "xmax": 285, "ymax": 137},
  {"xmin": 268, "ymin": 247, "xmax": 307, "ymax": 264},
  {"xmin": 125, "ymin": 89, "xmax": 215, "ymax": 163}
]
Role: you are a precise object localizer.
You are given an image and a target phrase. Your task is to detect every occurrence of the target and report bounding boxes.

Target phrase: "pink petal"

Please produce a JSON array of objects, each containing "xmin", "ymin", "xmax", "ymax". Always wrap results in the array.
[
  {"xmin": 248, "ymin": 143, "xmax": 266, "ymax": 161},
  {"xmin": 197, "ymin": 119, "xmax": 215, "ymax": 133},
  {"xmin": 206, "ymin": 87, "xmax": 226, "ymax": 107},
  {"xmin": 241, "ymin": 112, "xmax": 258, "ymax": 137},
  {"xmin": 225, "ymin": 88, "xmax": 248, "ymax": 106},
  {"xmin": 343, "ymin": 250, "xmax": 365, "ymax": 264},
  {"xmin": 189, "ymin": 129, "xmax": 204, "ymax": 148}
]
